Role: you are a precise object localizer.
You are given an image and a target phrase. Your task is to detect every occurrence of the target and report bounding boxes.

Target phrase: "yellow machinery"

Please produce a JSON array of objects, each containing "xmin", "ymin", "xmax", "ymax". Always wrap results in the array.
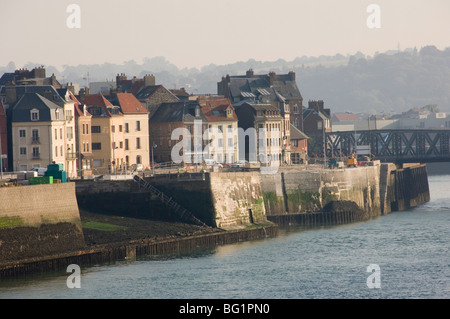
[{"xmin": 346, "ymin": 155, "xmax": 357, "ymax": 167}]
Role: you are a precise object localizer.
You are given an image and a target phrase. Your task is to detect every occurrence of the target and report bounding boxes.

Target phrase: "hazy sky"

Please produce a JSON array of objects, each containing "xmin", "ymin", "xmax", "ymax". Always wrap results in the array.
[{"xmin": 1, "ymin": 0, "xmax": 449, "ymax": 70}]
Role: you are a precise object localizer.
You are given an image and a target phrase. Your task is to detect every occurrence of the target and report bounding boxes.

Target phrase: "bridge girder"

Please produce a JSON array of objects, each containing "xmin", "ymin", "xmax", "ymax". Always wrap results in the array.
[{"xmin": 322, "ymin": 129, "xmax": 450, "ymax": 163}]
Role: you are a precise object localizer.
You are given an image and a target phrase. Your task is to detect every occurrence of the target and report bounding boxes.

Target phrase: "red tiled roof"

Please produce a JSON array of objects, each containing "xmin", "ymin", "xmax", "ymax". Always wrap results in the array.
[
  {"xmin": 82, "ymin": 94, "xmax": 122, "ymax": 117},
  {"xmin": 68, "ymin": 91, "xmax": 81, "ymax": 106},
  {"xmin": 116, "ymin": 93, "xmax": 148, "ymax": 114},
  {"xmin": 82, "ymin": 94, "xmax": 114, "ymax": 107},
  {"xmin": 198, "ymin": 97, "xmax": 237, "ymax": 122},
  {"xmin": 68, "ymin": 91, "xmax": 91, "ymax": 117}
]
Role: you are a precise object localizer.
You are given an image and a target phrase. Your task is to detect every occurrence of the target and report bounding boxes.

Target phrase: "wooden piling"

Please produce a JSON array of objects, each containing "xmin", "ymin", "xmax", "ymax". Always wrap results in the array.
[{"xmin": 0, "ymin": 224, "xmax": 278, "ymax": 278}]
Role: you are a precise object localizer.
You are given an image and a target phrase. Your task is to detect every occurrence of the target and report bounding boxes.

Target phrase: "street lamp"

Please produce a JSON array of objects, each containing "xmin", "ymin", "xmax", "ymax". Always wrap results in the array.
[
  {"xmin": 0, "ymin": 133, "xmax": 3, "ymax": 180},
  {"xmin": 0, "ymin": 131, "xmax": 3, "ymax": 179},
  {"xmin": 323, "ymin": 119, "xmax": 327, "ymax": 169},
  {"xmin": 112, "ymin": 145, "xmax": 118, "ymax": 175},
  {"xmin": 151, "ymin": 143, "xmax": 157, "ymax": 176}
]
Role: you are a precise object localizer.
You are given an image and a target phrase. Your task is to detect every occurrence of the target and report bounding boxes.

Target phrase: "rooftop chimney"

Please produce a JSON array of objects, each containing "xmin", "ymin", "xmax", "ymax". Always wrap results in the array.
[
  {"xmin": 144, "ymin": 74, "xmax": 155, "ymax": 87},
  {"xmin": 289, "ymin": 71, "xmax": 295, "ymax": 81}
]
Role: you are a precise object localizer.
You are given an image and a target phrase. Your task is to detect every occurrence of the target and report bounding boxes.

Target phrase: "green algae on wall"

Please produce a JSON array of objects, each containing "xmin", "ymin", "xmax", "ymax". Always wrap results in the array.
[
  {"xmin": 262, "ymin": 192, "xmax": 285, "ymax": 215},
  {"xmin": 0, "ymin": 216, "xmax": 23, "ymax": 228},
  {"xmin": 286, "ymin": 189, "xmax": 321, "ymax": 213}
]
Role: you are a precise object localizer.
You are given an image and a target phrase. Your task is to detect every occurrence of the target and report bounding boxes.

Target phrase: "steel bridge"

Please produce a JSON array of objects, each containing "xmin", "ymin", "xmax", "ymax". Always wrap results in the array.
[{"xmin": 322, "ymin": 129, "xmax": 450, "ymax": 163}]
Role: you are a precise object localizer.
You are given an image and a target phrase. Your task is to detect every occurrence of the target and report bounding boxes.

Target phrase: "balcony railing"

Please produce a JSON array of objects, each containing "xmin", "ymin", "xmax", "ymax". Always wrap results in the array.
[
  {"xmin": 66, "ymin": 152, "xmax": 77, "ymax": 159},
  {"xmin": 31, "ymin": 136, "xmax": 40, "ymax": 144},
  {"xmin": 32, "ymin": 153, "xmax": 40, "ymax": 160}
]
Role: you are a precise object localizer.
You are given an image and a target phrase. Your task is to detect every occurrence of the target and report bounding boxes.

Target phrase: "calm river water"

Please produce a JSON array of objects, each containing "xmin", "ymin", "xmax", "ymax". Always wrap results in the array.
[{"xmin": 1, "ymin": 163, "xmax": 449, "ymax": 299}]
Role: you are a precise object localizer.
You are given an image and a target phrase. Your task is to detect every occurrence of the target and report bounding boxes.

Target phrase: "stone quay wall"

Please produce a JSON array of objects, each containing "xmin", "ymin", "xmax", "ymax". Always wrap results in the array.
[
  {"xmin": 261, "ymin": 164, "xmax": 382, "ymax": 218},
  {"xmin": 0, "ymin": 183, "xmax": 85, "ymax": 262}
]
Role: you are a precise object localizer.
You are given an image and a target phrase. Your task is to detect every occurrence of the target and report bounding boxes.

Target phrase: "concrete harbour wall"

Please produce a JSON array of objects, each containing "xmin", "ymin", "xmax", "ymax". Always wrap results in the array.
[
  {"xmin": 261, "ymin": 164, "xmax": 382, "ymax": 217},
  {"xmin": 75, "ymin": 171, "xmax": 266, "ymax": 229},
  {"xmin": 0, "ymin": 183, "xmax": 85, "ymax": 262}
]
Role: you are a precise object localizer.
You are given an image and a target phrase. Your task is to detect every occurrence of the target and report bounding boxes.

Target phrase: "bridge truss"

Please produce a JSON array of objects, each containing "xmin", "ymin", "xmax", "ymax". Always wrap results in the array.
[{"xmin": 324, "ymin": 129, "xmax": 450, "ymax": 163}]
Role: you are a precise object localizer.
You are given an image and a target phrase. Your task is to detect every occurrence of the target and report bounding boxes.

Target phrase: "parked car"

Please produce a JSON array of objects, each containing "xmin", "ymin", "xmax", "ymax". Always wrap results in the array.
[
  {"xmin": 131, "ymin": 164, "xmax": 143, "ymax": 172},
  {"xmin": 204, "ymin": 159, "xmax": 223, "ymax": 168},
  {"xmin": 232, "ymin": 160, "xmax": 246, "ymax": 168}
]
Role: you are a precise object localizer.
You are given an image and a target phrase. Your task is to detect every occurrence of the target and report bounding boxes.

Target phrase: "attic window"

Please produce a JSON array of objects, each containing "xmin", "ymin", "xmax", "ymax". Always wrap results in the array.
[
  {"xmin": 31, "ymin": 109, "xmax": 39, "ymax": 121},
  {"xmin": 109, "ymin": 106, "xmax": 121, "ymax": 115},
  {"xmin": 226, "ymin": 108, "xmax": 232, "ymax": 118}
]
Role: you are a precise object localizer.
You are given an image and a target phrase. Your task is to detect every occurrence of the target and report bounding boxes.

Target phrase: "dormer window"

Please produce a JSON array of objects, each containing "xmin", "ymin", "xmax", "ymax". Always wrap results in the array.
[
  {"xmin": 31, "ymin": 109, "xmax": 39, "ymax": 121},
  {"xmin": 226, "ymin": 107, "xmax": 233, "ymax": 118},
  {"xmin": 55, "ymin": 109, "xmax": 60, "ymax": 120}
]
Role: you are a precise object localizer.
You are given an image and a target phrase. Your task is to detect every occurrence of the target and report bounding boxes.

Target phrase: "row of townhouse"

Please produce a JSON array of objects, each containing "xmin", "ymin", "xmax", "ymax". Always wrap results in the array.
[
  {"xmin": 81, "ymin": 92, "xmax": 150, "ymax": 175},
  {"xmin": 0, "ymin": 67, "xmax": 319, "ymax": 176},
  {"xmin": 0, "ymin": 79, "xmax": 150, "ymax": 177},
  {"xmin": 111, "ymin": 71, "xmax": 311, "ymax": 166}
]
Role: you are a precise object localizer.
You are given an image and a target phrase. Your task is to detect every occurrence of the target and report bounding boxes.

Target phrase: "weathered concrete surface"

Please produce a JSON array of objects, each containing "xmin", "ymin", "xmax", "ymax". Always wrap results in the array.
[
  {"xmin": 76, "ymin": 172, "xmax": 267, "ymax": 229},
  {"xmin": 0, "ymin": 183, "xmax": 83, "ymax": 228},
  {"xmin": 261, "ymin": 164, "xmax": 382, "ymax": 217},
  {"xmin": 389, "ymin": 164, "xmax": 430, "ymax": 212},
  {"xmin": 379, "ymin": 163, "xmax": 397, "ymax": 214},
  {"xmin": 75, "ymin": 163, "xmax": 430, "ymax": 230},
  {"xmin": 0, "ymin": 183, "xmax": 85, "ymax": 262},
  {"xmin": 209, "ymin": 172, "xmax": 266, "ymax": 228}
]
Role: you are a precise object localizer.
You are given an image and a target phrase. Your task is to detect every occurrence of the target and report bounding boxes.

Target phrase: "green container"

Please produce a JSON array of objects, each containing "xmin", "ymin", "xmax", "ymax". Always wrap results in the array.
[
  {"xmin": 45, "ymin": 163, "xmax": 67, "ymax": 183},
  {"xmin": 47, "ymin": 163, "xmax": 64, "ymax": 172},
  {"xmin": 28, "ymin": 176, "xmax": 54, "ymax": 185}
]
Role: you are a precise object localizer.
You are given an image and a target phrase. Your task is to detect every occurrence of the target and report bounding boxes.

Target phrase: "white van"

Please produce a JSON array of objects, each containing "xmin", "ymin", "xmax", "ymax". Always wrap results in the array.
[
  {"xmin": 31, "ymin": 167, "xmax": 47, "ymax": 176},
  {"xmin": 204, "ymin": 159, "xmax": 223, "ymax": 168}
]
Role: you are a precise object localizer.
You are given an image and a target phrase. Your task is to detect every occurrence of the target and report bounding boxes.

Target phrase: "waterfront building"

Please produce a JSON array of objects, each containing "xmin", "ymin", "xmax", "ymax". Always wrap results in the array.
[
  {"xmin": 65, "ymin": 91, "xmax": 94, "ymax": 178},
  {"xmin": 197, "ymin": 96, "xmax": 239, "ymax": 164},
  {"xmin": 234, "ymin": 102, "xmax": 283, "ymax": 163},
  {"xmin": 0, "ymin": 100, "xmax": 8, "ymax": 172},
  {"xmin": 289, "ymin": 124, "xmax": 309, "ymax": 164},
  {"xmin": 82, "ymin": 94, "xmax": 125, "ymax": 175},
  {"xmin": 9, "ymin": 87, "xmax": 78, "ymax": 177},
  {"xmin": 149, "ymin": 100, "xmax": 208, "ymax": 164},
  {"xmin": 217, "ymin": 69, "xmax": 307, "ymax": 164},
  {"xmin": 135, "ymin": 84, "xmax": 180, "ymax": 118},
  {"xmin": 217, "ymin": 69, "xmax": 303, "ymax": 129},
  {"xmin": 302, "ymin": 100, "xmax": 332, "ymax": 156},
  {"xmin": 112, "ymin": 92, "xmax": 150, "ymax": 171}
]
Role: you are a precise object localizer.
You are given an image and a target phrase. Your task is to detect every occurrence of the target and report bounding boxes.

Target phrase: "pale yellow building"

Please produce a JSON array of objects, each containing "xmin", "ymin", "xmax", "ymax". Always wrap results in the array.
[
  {"xmin": 84, "ymin": 94, "xmax": 125, "ymax": 175},
  {"xmin": 114, "ymin": 93, "xmax": 150, "ymax": 170},
  {"xmin": 10, "ymin": 89, "xmax": 78, "ymax": 178}
]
